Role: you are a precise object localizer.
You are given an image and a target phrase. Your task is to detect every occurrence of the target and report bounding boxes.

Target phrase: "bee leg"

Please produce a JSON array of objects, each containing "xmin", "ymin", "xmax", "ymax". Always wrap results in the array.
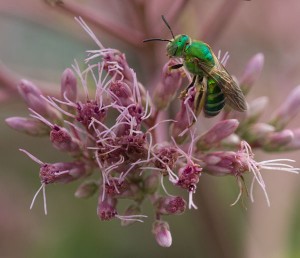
[
  {"xmin": 179, "ymin": 75, "xmax": 197, "ymax": 99},
  {"xmin": 169, "ymin": 63, "xmax": 184, "ymax": 70},
  {"xmin": 194, "ymin": 78, "xmax": 207, "ymax": 118},
  {"xmin": 186, "ymin": 78, "xmax": 207, "ymax": 128}
]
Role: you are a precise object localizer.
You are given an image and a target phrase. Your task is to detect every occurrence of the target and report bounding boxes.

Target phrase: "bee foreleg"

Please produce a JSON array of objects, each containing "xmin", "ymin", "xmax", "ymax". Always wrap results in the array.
[
  {"xmin": 169, "ymin": 63, "xmax": 184, "ymax": 70},
  {"xmin": 179, "ymin": 75, "xmax": 197, "ymax": 99}
]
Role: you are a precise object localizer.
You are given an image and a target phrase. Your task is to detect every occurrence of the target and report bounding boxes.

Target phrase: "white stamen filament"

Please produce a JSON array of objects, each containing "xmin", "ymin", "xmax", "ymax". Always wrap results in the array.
[
  {"xmin": 230, "ymin": 177, "xmax": 243, "ymax": 206},
  {"xmin": 19, "ymin": 149, "xmax": 44, "ymax": 165},
  {"xmin": 118, "ymin": 159, "xmax": 141, "ymax": 183},
  {"xmin": 30, "ymin": 183, "xmax": 47, "ymax": 215},
  {"xmin": 72, "ymin": 60, "xmax": 89, "ymax": 100},
  {"xmin": 160, "ymin": 175, "xmax": 174, "ymax": 197},
  {"xmin": 75, "ymin": 17, "xmax": 104, "ymax": 49},
  {"xmin": 116, "ymin": 214, "xmax": 147, "ymax": 223},
  {"xmin": 188, "ymin": 190, "xmax": 198, "ymax": 209},
  {"xmin": 29, "ymin": 108, "xmax": 54, "ymax": 128}
]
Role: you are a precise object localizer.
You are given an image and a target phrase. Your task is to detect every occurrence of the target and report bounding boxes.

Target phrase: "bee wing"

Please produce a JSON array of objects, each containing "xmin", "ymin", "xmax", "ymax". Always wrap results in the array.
[
  {"xmin": 211, "ymin": 54, "xmax": 247, "ymax": 111},
  {"xmin": 193, "ymin": 55, "xmax": 247, "ymax": 112}
]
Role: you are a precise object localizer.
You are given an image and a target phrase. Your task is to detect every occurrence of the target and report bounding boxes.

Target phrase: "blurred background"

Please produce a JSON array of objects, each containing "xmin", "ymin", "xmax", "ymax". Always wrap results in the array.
[{"xmin": 1, "ymin": 0, "xmax": 300, "ymax": 257}]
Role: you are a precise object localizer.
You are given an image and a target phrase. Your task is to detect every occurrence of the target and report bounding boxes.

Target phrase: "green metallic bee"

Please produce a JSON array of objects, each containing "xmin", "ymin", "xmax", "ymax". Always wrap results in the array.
[{"xmin": 144, "ymin": 16, "xmax": 247, "ymax": 117}]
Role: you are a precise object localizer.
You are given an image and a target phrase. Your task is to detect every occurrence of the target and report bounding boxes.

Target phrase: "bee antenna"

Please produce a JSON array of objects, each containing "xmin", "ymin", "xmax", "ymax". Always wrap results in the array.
[
  {"xmin": 143, "ymin": 38, "xmax": 171, "ymax": 43},
  {"xmin": 161, "ymin": 15, "xmax": 175, "ymax": 39}
]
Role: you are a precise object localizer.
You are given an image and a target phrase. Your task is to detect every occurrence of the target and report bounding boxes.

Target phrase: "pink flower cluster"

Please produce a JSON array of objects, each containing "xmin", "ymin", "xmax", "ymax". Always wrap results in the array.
[{"xmin": 6, "ymin": 18, "xmax": 300, "ymax": 247}]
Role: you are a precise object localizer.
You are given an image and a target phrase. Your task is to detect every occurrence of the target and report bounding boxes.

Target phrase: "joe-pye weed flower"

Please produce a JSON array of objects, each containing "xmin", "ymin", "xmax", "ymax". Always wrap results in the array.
[{"xmin": 5, "ymin": 13, "xmax": 300, "ymax": 247}]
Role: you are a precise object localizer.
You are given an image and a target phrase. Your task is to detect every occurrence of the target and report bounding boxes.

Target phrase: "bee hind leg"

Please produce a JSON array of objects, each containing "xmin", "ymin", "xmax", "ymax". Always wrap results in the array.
[{"xmin": 193, "ymin": 78, "xmax": 207, "ymax": 119}]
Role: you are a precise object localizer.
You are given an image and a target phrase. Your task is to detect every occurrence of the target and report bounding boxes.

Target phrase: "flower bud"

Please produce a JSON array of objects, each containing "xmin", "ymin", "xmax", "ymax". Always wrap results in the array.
[
  {"xmin": 97, "ymin": 195, "xmax": 117, "ymax": 221},
  {"xmin": 104, "ymin": 179, "xmax": 129, "ymax": 197},
  {"xmin": 17, "ymin": 79, "xmax": 61, "ymax": 120},
  {"xmin": 155, "ymin": 196, "xmax": 186, "ymax": 215},
  {"xmin": 246, "ymin": 96, "xmax": 269, "ymax": 123},
  {"xmin": 246, "ymin": 123, "xmax": 275, "ymax": 143},
  {"xmin": 154, "ymin": 145, "xmax": 179, "ymax": 171},
  {"xmin": 177, "ymin": 164, "xmax": 202, "ymax": 190},
  {"xmin": 263, "ymin": 129, "xmax": 294, "ymax": 151},
  {"xmin": 202, "ymin": 151, "xmax": 239, "ymax": 176},
  {"xmin": 50, "ymin": 125, "xmax": 81, "ymax": 154},
  {"xmin": 103, "ymin": 51, "xmax": 133, "ymax": 84},
  {"xmin": 269, "ymin": 85, "xmax": 300, "ymax": 130},
  {"xmin": 153, "ymin": 60, "xmax": 183, "ymax": 110},
  {"xmin": 109, "ymin": 80, "xmax": 134, "ymax": 106},
  {"xmin": 280, "ymin": 128, "xmax": 300, "ymax": 151},
  {"xmin": 239, "ymin": 53, "xmax": 264, "ymax": 94},
  {"xmin": 196, "ymin": 119, "xmax": 239, "ymax": 150},
  {"xmin": 5, "ymin": 116, "xmax": 49, "ymax": 136},
  {"xmin": 220, "ymin": 134, "xmax": 241, "ymax": 148},
  {"xmin": 61, "ymin": 68, "xmax": 77, "ymax": 102},
  {"xmin": 152, "ymin": 220, "xmax": 172, "ymax": 247},
  {"xmin": 76, "ymin": 100, "xmax": 106, "ymax": 127},
  {"xmin": 40, "ymin": 161, "xmax": 88, "ymax": 184},
  {"xmin": 18, "ymin": 79, "xmax": 42, "ymax": 99},
  {"xmin": 75, "ymin": 180, "xmax": 98, "ymax": 198}
]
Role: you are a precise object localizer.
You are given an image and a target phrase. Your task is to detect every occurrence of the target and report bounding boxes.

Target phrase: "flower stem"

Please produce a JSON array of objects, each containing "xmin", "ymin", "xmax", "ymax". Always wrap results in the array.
[{"xmin": 48, "ymin": 0, "xmax": 145, "ymax": 47}]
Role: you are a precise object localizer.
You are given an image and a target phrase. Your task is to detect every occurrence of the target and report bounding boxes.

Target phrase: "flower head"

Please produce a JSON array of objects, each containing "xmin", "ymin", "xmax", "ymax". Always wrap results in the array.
[
  {"xmin": 202, "ymin": 141, "xmax": 299, "ymax": 206},
  {"xmin": 6, "ymin": 15, "xmax": 300, "ymax": 248}
]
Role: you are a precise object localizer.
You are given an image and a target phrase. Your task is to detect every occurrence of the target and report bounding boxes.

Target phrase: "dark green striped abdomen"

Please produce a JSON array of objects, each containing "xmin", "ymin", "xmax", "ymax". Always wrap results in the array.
[{"xmin": 204, "ymin": 78, "xmax": 225, "ymax": 117}]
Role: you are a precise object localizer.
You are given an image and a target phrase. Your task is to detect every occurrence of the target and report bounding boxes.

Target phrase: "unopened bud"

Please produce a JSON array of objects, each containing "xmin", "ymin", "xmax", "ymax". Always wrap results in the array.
[
  {"xmin": 5, "ymin": 116, "xmax": 49, "ymax": 136},
  {"xmin": 246, "ymin": 123, "xmax": 275, "ymax": 142},
  {"xmin": 18, "ymin": 79, "xmax": 42, "ymax": 99},
  {"xmin": 61, "ymin": 68, "xmax": 77, "ymax": 102},
  {"xmin": 246, "ymin": 96, "xmax": 269, "ymax": 123},
  {"xmin": 196, "ymin": 119, "xmax": 239, "ymax": 150},
  {"xmin": 152, "ymin": 220, "xmax": 172, "ymax": 247},
  {"xmin": 220, "ymin": 134, "xmax": 241, "ymax": 148},
  {"xmin": 18, "ymin": 79, "xmax": 60, "ymax": 120},
  {"xmin": 269, "ymin": 85, "xmax": 300, "ymax": 130},
  {"xmin": 75, "ymin": 180, "xmax": 98, "ymax": 198},
  {"xmin": 280, "ymin": 128, "xmax": 300, "ymax": 151},
  {"xmin": 153, "ymin": 60, "xmax": 183, "ymax": 110},
  {"xmin": 240, "ymin": 53, "xmax": 264, "ymax": 94},
  {"xmin": 263, "ymin": 129, "xmax": 294, "ymax": 151},
  {"xmin": 202, "ymin": 151, "xmax": 239, "ymax": 176}
]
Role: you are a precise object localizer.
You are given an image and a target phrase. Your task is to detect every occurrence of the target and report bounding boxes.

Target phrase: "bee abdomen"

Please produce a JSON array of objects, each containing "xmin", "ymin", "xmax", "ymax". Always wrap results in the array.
[{"xmin": 204, "ymin": 80, "xmax": 225, "ymax": 117}]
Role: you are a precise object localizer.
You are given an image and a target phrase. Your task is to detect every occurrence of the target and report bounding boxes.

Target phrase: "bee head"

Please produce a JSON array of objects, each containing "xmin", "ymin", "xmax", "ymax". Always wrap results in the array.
[{"xmin": 167, "ymin": 34, "xmax": 190, "ymax": 57}]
